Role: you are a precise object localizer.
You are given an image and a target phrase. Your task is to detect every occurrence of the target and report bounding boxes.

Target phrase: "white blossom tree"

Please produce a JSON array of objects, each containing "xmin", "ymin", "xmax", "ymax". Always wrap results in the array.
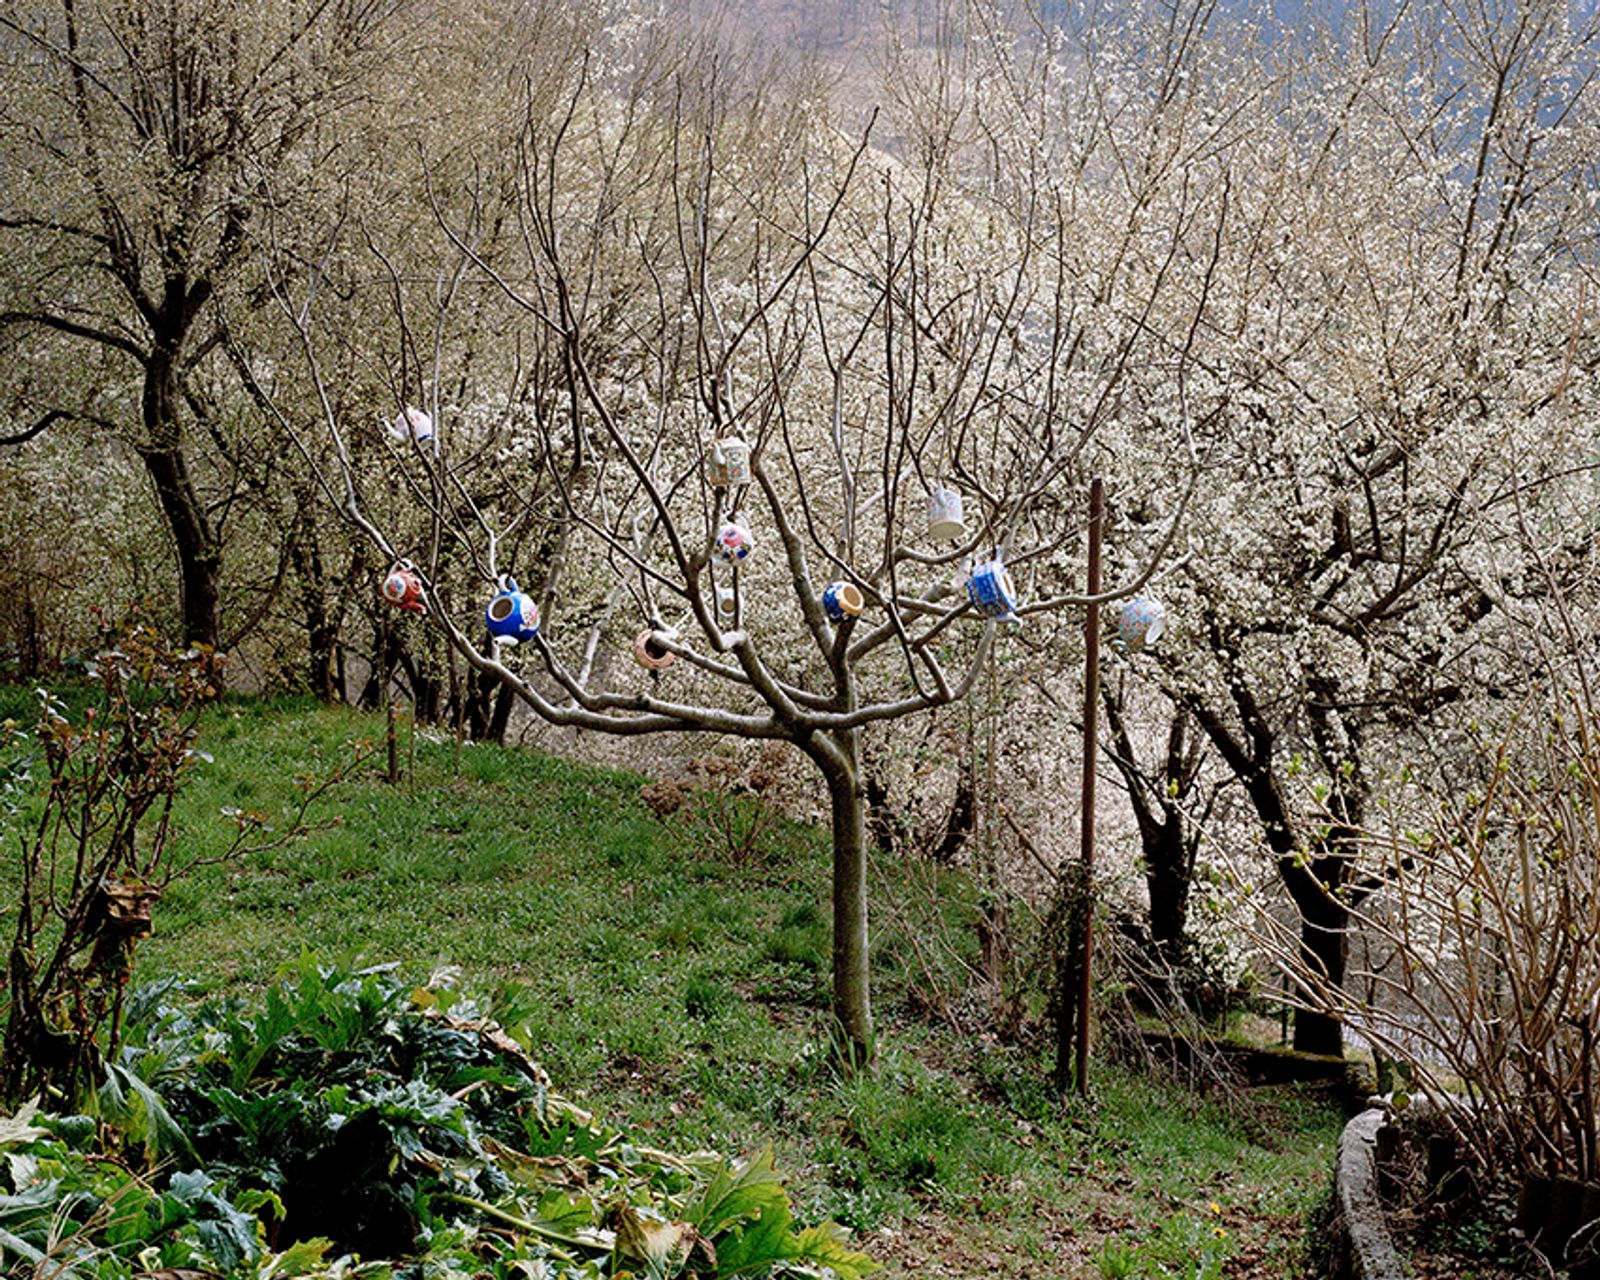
[
  {"xmin": 1114, "ymin": 0, "xmax": 1600, "ymax": 1054},
  {"xmin": 0, "ymin": 0, "xmax": 430, "ymax": 652}
]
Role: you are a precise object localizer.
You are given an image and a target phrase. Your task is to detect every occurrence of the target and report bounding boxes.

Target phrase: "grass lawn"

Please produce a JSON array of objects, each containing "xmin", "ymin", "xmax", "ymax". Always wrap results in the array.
[{"xmin": 0, "ymin": 693, "xmax": 1341, "ymax": 1279}]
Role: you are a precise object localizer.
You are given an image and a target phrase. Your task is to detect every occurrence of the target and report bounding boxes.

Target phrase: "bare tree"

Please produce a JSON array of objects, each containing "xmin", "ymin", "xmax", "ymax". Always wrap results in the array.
[{"xmin": 239, "ymin": 13, "xmax": 1220, "ymax": 1061}]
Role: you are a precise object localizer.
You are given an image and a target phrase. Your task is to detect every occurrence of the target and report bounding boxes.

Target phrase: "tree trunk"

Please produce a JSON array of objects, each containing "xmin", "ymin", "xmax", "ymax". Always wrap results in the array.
[
  {"xmin": 308, "ymin": 620, "xmax": 341, "ymax": 703},
  {"xmin": 815, "ymin": 730, "xmax": 873, "ymax": 1065},
  {"xmin": 1145, "ymin": 815, "xmax": 1191, "ymax": 970},
  {"xmin": 487, "ymin": 679, "xmax": 515, "ymax": 744},
  {"xmin": 140, "ymin": 443, "xmax": 221, "ymax": 652},
  {"xmin": 361, "ymin": 619, "xmax": 400, "ymax": 710},
  {"xmin": 1284, "ymin": 851, "xmax": 1349, "ymax": 1056},
  {"xmin": 289, "ymin": 510, "xmax": 342, "ymax": 703},
  {"xmin": 464, "ymin": 660, "xmax": 516, "ymax": 742},
  {"xmin": 140, "ymin": 350, "xmax": 221, "ymax": 654}
]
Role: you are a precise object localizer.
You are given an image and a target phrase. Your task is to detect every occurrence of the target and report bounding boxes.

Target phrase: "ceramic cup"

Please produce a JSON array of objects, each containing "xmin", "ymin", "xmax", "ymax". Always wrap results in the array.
[
  {"xmin": 1117, "ymin": 596, "xmax": 1166, "ymax": 652},
  {"xmin": 966, "ymin": 557, "xmax": 1020, "ymax": 624},
  {"xmin": 389, "ymin": 406, "xmax": 434, "ymax": 445},
  {"xmin": 714, "ymin": 585, "xmax": 738, "ymax": 623},
  {"xmin": 712, "ymin": 438, "xmax": 751, "ymax": 487},
  {"xmin": 714, "ymin": 519, "xmax": 753, "ymax": 563},
  {"xmin": 381, "ymin": 562, "xmax": 426, "ymax": 615},
  {"xmin": 485, "ymin": 575, "xmax": 540, "ymax": 643},
  {"xmin": 928, "ymin": 485, "xmax": 966, "ymax": 541},
  {"xmin": 634, "ymin": 629, "xmax": 675, "ymax": 671},
  {"xmin": 822, "ymin": 581, "xmax": 865, "ymax": 622}
]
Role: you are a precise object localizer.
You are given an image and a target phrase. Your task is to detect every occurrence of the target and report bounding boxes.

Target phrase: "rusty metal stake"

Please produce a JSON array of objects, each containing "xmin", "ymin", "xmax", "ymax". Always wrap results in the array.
[{"xmin": 1076, "ymin": 476, "xmax": 1104, "ymax": 1096}]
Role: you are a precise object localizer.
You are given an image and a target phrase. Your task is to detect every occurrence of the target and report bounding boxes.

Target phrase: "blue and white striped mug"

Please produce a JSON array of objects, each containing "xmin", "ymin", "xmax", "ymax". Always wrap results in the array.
[{"xmin": 967, "ymin": 558, "xmax": 1020, "ymax": 624}]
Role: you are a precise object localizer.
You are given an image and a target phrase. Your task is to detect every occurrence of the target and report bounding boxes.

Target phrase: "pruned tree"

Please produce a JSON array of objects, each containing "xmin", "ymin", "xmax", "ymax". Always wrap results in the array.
[{"xmin": 240, "ymin": 10, "xmax": 1225, "ymax": 1061}]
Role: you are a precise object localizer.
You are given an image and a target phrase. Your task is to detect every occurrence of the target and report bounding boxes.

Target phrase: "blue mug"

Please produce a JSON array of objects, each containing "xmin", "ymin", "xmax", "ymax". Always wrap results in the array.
[
  {"xmin": 967, "ymin": 558, "xmax": 1020, "ymax": 624},
  {"xmin": 823, "ymin": 581, "xmax": 864, "ymax": 621},
  {"xmin": 486, "ymin": 575, "xmax": 540, "ymax": 643}
]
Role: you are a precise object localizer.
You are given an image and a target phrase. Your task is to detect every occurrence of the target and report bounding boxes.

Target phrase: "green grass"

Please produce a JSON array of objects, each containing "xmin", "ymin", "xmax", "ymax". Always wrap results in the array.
[{"xmin": 0, "ymin": 694, "xmax": 1342, "ymax": 1278}]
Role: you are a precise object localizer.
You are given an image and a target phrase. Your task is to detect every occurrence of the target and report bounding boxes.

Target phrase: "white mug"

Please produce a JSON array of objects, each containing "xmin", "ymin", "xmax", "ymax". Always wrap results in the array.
[
  {"xmin": 929, "ymin": 485, "xmax": 966, "ymax": 541},
  {"xmin": 714, "ymin": 585, "xmax": 738, "ymax": 623}
]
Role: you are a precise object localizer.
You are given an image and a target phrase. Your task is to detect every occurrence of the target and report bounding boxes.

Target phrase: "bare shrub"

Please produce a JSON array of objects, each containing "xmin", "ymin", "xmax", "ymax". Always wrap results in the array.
[
  {"xmin": 0, "ymin": 621, "xmax": 367, "ymax": 1107},
  {"xmin": 641, "ymin": 745, "xmax": 794, "ymax": 866},
  {"xmin": 1257, "ymin": 672, "xmax": 1600, "ymax": 1182}
]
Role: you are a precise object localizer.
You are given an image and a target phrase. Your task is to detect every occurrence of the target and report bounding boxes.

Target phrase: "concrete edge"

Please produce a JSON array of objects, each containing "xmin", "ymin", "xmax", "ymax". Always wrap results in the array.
[{"xmin": 1330, "ymin": 1107, "xmax": 1406, "ymax": 1280}]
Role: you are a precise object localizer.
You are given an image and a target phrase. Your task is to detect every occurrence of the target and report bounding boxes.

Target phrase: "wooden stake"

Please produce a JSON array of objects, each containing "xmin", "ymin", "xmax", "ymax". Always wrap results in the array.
[{"xmin": 387, "ymin": 700, "xmax": 400, "ymax": 785}]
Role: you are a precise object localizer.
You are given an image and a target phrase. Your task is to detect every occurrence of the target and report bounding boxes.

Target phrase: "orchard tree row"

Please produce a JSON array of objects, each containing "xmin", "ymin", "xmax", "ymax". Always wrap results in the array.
[{"xmin": 4, "ymin": 0, "xmax": 1599, "ymax": 1065}]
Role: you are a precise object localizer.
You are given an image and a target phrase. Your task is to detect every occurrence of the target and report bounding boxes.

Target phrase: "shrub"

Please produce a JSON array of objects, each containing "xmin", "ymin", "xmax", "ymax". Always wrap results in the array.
[
  {"xmin": 0, "ymin": 622, "xmax": 367, "ymax": 1109},
  {"xmin": 1262, "ymin": 657, "xmax": 1600, "ymax": 1184},
  {"xmin": 0, "ymin": 960, "xmax": 880, "ymax": 1279}
]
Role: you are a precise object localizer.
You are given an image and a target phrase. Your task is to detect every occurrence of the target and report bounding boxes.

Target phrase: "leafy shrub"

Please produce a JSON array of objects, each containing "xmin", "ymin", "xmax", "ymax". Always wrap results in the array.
[{"xmin": 0, "ymin": 960, "xmax": 879, "ymax": 1279}]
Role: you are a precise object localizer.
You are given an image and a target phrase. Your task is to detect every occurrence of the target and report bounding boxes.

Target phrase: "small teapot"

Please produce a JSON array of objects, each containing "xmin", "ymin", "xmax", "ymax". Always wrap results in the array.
[
  {"xmin": 1116, "ymin": 596, "xmax": 1166, "ymax": 652},
  {"xmin": 713, "ymin": 518, "xmax": 753, "ymax": 563},
  {"xmin": 381, "ymin": 561, "xmax": 426, "ymax": 615},
  {"xmin": 822, "ymin": 581, "xmax": 864, "ymax": 622},
  {"xmin": 485, "ymin": 575, "xmax": 540, "ymax": 644},
  {"xmin": 966, "ymin": 556, "xmax": 1020, "ymax": 624}
]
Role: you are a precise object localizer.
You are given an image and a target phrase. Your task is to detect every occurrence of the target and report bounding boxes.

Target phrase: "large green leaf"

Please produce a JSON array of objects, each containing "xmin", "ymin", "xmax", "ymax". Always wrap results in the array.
[
  {"xmin": 167, "ymin": 1168, "xmax": 264, "ymax": 1273},
  {"xmin": 788, "ymin": 1222, "xmax": 882, "ymax": 1279},
  {"xmin": 706, "ymin": 1193, "xmax": 799, "ymax": 1276},
  {"xmin": 97, "ymin": 1063, "xmax": 199, "ymax": 1169},
  {"xmin": 683, "ymin": 1148, "xmax": 789, "ymax": 1240}
]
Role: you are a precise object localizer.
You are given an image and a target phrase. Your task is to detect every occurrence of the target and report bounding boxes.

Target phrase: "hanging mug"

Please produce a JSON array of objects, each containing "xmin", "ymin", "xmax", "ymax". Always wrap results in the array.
[
  {"xmin": 928, "ymin": 485, "xmax": 966, "ymax": 541},
  {"xmin": 822, "ymin": 581, "xmax": 864, "ymax": 622},
  {"xmin": 485, "ymin": 575, "xmax": 540, "ymax": 644},
  {"xmin": 1117, "ymin": 596, "xmax": 1166, "ymax": 652},
  {"xmin": 714, "ymin": 518, "xmax": 753, "ymax": 563},
  {"xmin": 714, "ymin": 585, "xmax": 738, "ymax": 624},
  {"xmin": 381, "ymin": 561, "xmax": 426, "ymax": 614},
  {"xmin": 708, "ymin": 437, "xmax": 751, "ymax": 488},
  {"xmin": 634, "ymin": 629, "xmax": 676, "ymax": 671},
  {"xmin": 388, "ymin": 406, "xmax": 434, "ymax": 445},
  {"xmin": 966, "ymin": 556, "xmax": 1020, "ymax": 624}
]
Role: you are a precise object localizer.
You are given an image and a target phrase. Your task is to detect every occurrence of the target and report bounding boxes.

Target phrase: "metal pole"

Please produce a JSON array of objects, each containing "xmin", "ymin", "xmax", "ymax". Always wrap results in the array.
[{"xmin": 1076, "ymin": 476, "xmax": 1104, "ymax": 1096}]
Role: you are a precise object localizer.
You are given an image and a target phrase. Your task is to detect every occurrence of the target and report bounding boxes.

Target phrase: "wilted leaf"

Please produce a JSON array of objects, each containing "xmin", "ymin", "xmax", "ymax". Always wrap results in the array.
[
  {"xmin": 613, "ymin": 1203, "xmax": 696, "ymax": 1278},
  {"xmin": 0, "ymin": 1098, "xmax": 47, "ymax": 1150}
]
